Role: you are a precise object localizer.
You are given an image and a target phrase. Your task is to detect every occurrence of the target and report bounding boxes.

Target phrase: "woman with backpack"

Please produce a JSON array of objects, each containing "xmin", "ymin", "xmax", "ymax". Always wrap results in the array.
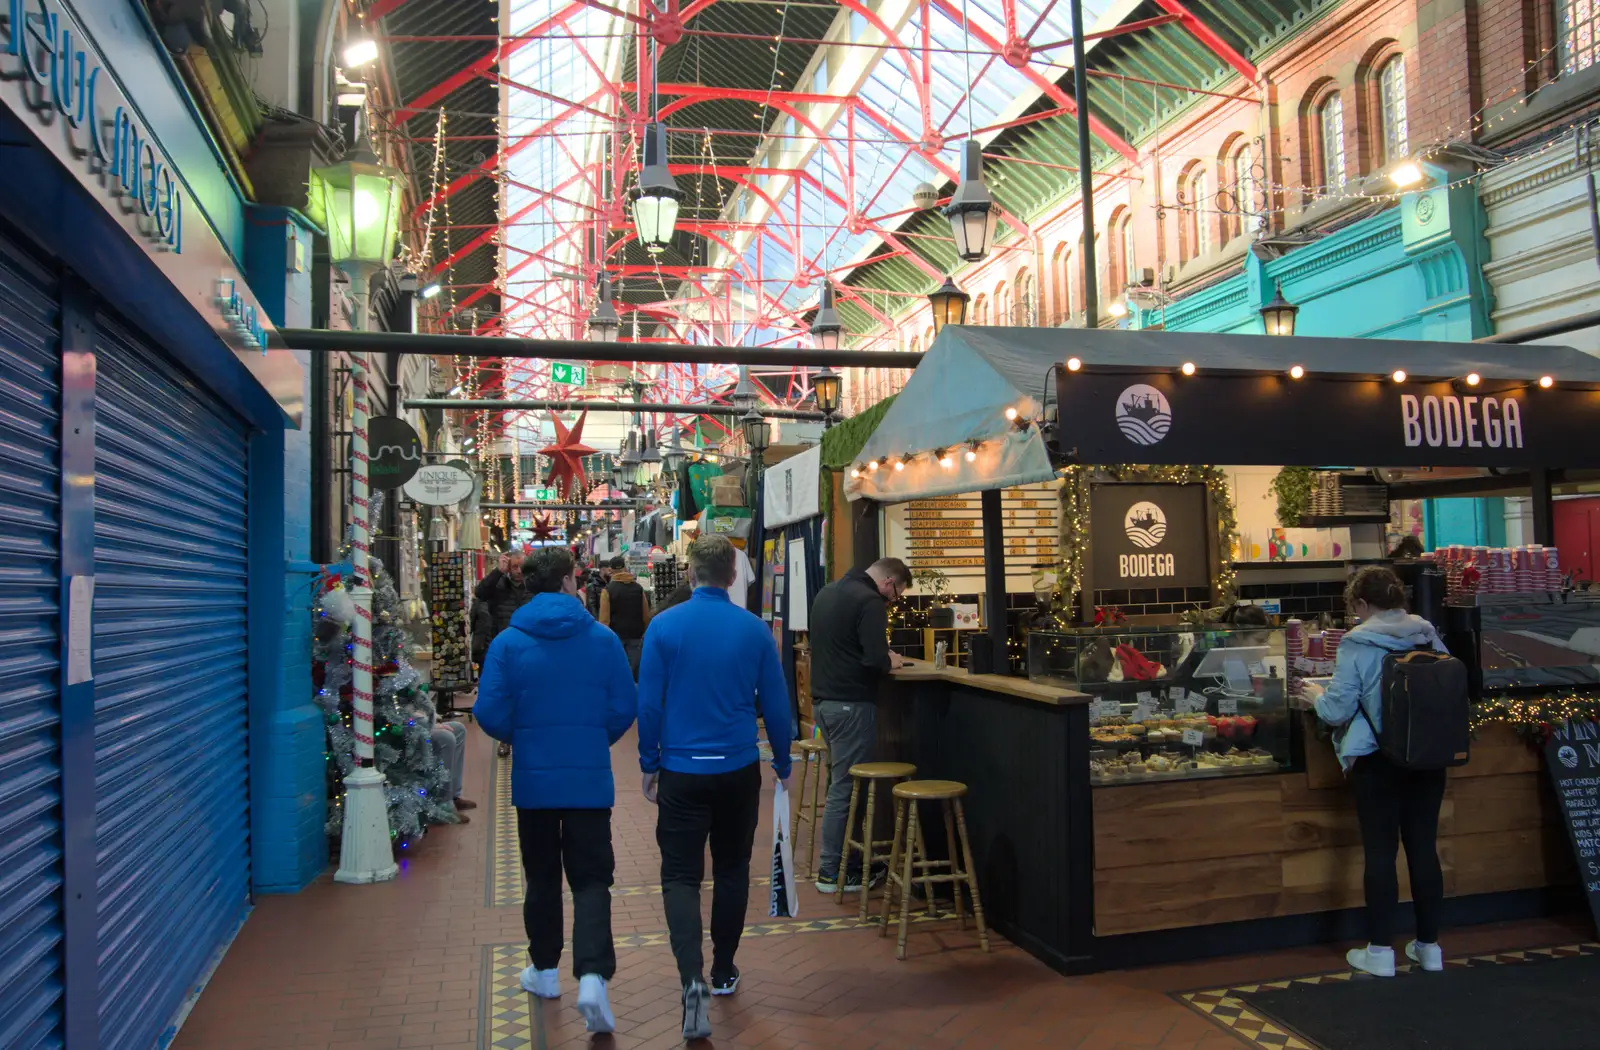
[{"xmin": 1300, "ymin": 565, "xmax": 1451, "ymax": 978}]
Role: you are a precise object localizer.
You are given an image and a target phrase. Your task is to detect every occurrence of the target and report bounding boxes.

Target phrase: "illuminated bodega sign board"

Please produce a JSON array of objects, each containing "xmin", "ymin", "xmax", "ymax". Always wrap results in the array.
[
  {"xmin": 883, "ymin": 482, "xmax": 1060, "ymax": 593},
  {"xmin": 3, "ymin": 0, "xmax": 184, "ymax": 254}
]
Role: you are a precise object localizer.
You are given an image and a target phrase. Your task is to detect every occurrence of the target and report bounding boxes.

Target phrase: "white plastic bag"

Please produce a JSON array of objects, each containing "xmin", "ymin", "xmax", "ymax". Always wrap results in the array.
[{"xmin": 769, "ymin": 781, "xmax": 799, "ymax": 918}]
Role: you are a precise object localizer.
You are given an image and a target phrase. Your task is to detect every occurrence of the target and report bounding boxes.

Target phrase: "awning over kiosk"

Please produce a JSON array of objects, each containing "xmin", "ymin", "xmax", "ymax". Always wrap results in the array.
[{"xmin": 847, "ymin": 326, "xmax": 1600, "ymax": 481}]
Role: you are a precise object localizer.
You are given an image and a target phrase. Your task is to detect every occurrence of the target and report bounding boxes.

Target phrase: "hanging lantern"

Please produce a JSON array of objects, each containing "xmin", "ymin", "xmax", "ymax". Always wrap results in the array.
[
  {"xmin": 943, "ymin": 140, "xmax": 997, "ymax": 263},
  {"xmin": 927, "ymin": 276, "xmax": 970, "ymax": 334},
  {"xmin": 809, "ymin": 284, "xmax": 844, "ymax": 351},
  {"xmin": 309, "ymin": 130, "xmax": 404, "ymax": 270},
  {"xmin": 638, "ymin": 431, "xmax": 663, "ymax": 485},
  {"xmin": 741, "ymin": 409, "xmax": 770, "ymax": 455},
  {"xmin": 587, "ymin": 275, "xmax": 621, "ymax": 343},
  {"xmin": 813, "ymin": 366, "xmax": 842, "ymax": 417},
  {"xmin": 632, "ymin": 122, "xmax": 683, "ymax": 248},
  {"xmin": 1260, "ymin": 282, "xmax": 1299, "ymax": 337}
]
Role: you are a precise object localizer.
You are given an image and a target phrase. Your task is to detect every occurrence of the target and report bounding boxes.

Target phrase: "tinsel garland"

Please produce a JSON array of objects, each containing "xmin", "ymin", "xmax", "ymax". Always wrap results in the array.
[
  {"xmin": 1058, "ymin": 464, "xmax": 1240, "ymax": 615},
  {"xmin": 1470, "ymin": 692, "xmax": 1600, "ymax": 745}
]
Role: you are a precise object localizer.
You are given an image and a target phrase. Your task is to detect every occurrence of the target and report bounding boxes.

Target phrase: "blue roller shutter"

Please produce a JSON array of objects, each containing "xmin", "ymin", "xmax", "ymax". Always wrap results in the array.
[
  {"xmin": 92, "ymin": 312, "xmax": 250, "ymax": 1050},
  {"xmin": 0, "ymin": 236, "xmax": 63, "ymax": 1049}
]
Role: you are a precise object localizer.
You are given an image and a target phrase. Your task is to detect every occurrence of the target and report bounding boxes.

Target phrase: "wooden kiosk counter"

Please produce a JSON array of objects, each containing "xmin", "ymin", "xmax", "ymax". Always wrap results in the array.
[{"xmin": 877, "ymin": 660, "xmax": 1573, "ymax": 973}]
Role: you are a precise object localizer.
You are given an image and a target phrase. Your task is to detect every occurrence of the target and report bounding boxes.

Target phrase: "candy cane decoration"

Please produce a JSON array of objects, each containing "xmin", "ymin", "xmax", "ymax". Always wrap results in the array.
[{"xmin": 350, "ymin": 357, "xmax": 376, "ymax": 763}]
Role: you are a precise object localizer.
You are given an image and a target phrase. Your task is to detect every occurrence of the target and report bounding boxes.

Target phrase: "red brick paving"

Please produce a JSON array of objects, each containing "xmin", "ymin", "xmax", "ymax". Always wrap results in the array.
[{"xmin": 172, "ymin": 721, "xmax": 1589, "ymax": 1050}]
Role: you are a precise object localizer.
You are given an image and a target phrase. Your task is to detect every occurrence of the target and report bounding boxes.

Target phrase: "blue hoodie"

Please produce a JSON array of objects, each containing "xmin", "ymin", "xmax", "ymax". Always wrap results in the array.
[
  {"xmin": 637, "ymin": 587, "xmax": 793, "ymax": 779},
  {"xmin": 1313, "ymin": 609, "xmax": 1448, "ymax": 770},
  {"xmin": 475, "ymin": 592, "xmax": 638, "ymax": 808}
]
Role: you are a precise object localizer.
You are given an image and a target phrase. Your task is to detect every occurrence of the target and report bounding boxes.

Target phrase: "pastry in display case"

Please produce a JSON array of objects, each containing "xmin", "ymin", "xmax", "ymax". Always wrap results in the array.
[{"xmin": 1028, "ymin": 625, "xmax": 1295, "ymax": 784}]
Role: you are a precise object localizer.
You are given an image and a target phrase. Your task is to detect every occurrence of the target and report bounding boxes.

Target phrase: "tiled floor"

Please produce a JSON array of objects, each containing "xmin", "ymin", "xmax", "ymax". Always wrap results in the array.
[{"xmin": 173, "ymin": 721, "xmax": 1590, "ymax": 1050}]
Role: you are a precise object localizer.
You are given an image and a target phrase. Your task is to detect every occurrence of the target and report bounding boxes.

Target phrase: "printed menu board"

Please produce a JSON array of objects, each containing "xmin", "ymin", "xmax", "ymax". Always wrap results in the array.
[
  {"xmin": 1545, "ymin": 720, "xmax": 1600, "ymax": 936},
  {"xmin": 883, "ymin": 481, "xmax": 1060, "ymax": 594}
]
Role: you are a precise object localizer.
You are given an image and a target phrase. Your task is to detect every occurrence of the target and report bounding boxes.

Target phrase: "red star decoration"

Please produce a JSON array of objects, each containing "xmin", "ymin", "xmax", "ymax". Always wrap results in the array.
[
  {"xmin": 529, "ymin": 515, "xmax": 557, "ymax": 542},
  {"xmin": 539, "ymin": 410, "xmax": 596, "ymax": 499}
]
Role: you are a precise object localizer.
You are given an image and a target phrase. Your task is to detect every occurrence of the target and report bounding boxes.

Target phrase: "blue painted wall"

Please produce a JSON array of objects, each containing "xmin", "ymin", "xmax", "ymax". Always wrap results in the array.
[
  {"xmin": 1425, "ymin": 498, "xmax": 1508, "ymax": 549},
  {"xmin": 245, "ymin": 209, "xmax": 324, "ymax": 892},
  {"xmin": 1144, "ymin": 168, "xmax": 1494, "ymax": 342}
]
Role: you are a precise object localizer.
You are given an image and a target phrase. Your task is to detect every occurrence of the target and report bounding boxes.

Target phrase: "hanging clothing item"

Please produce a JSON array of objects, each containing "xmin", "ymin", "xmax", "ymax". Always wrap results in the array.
[
  {"xmin": 687, "ymin": 461, "xmax": 722, "ymax": 513},
  {"xmin": 675, "ymin": 465, "xmax": 698, "ymax": 521}
]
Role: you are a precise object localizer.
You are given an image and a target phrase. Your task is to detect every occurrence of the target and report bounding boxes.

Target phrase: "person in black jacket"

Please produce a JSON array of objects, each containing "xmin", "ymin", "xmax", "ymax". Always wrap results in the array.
[
  {"xmin": 599, "ymin": 556, "xmax": 652, "ymax": 679},
  {"xmin": 806, "ymin": 557, "xmax": 910, "ymax": 893},
  {"xmin": 476, "ymin": 552, "xmax": 531, "ymax": 757}
]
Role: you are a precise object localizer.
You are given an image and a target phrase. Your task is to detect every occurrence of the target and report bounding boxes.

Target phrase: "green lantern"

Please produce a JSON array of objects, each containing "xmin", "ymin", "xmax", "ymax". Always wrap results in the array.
[{"xmin": 310, "ymin": 131, "xmax": 404, "ymax": 271}]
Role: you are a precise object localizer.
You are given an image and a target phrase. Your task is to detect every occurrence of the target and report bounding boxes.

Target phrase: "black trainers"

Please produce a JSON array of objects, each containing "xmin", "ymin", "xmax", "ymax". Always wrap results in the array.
[
  {"xmin": 710, "ymin": 966, "xmax": 740, "ymax": 996},
  {"xmin": 681, "ymin": 978, "xmax": 711, "ymax": 1040},
  {"xmin": 814, "ymin": 868, "xmax": 842, "ymax": 893}
]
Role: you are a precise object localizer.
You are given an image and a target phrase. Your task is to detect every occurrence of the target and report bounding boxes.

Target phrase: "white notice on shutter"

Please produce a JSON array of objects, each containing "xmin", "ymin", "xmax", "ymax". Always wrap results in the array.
[{"xmin": 67, "ymin": 575, "xmax": 94, "ymax": 685}]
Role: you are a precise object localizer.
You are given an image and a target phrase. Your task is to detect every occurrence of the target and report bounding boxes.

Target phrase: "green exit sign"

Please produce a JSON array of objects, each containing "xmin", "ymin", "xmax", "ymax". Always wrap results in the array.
[
  {"xmin": 522, "ymin": 486, "xmax": 558, "ymax": 501},
  {"xmin": 550, "ymin": 361, "xmax": 587, "ymax": 386}
]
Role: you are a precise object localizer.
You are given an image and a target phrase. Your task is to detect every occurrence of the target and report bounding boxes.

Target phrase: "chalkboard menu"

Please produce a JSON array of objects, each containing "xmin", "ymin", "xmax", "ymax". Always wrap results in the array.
[{"xmin": 1544, "ymin": 720, "xmax": 1600, "ymax": 935}]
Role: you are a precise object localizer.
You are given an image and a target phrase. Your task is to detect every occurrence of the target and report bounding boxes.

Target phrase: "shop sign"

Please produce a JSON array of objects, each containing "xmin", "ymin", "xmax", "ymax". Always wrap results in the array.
[
  {"xmin": 3, "ymin": 0, "xmax": 183, "ymax": 254},
  {"xmin": 1057, "ymin": 371, "xmax": 1600, "ymax": 468},
  {"xmin": 1089, "ymin": 483, "xmax": 1210, "ymax": 590},
  {"xmin": 368, "ymin": 415, "xmax": 422, "ymax": 489},
  {"xmin": 403, "ymin": 464, "xmax": 475, "ymax": 506}
]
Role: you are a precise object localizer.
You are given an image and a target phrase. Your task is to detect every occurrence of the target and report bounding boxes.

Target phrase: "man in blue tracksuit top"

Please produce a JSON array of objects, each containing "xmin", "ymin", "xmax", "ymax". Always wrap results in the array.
[
  {"xmin": 476, "ymin": 547, "xmax": 637, "ymax": 1036},
  {"xmin": 637, "ymin": 534, "xmax": 793, "ymax": 1042}
]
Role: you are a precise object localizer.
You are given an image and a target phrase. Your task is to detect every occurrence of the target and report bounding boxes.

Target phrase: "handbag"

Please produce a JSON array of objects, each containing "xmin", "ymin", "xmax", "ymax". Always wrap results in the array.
[{"xmin": 769, "ymin": 781, "xmax": 800, "ymax": 918}]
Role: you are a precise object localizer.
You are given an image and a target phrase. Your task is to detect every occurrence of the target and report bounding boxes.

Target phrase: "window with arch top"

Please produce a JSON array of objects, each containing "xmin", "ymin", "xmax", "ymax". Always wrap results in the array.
[
  {"xmin": 1378, "ymin": 55, "xmax": 1408, "ymax": 164},
  {"xmin": 1319, "ymin": 92, "xmax": 1347, "ymax": 190}
]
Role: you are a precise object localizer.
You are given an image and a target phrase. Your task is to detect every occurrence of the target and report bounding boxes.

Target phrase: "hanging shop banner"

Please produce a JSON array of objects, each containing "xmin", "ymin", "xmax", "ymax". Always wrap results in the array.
[
  {"xmin": 763, "ymin": 444, "xmax": 822, "ymax": 529},
  {"xmin": 1055, "ymin": 371, "xmax": 1600, "ymax": 468},
  {"xmin": 1089, "ymin": 483, "xmax": 1211, "ymax": 590},
  {"xmin": 368, "ymin": 416, "xmax": 423, "ymax": 489},
  {"xmin": 403, "ymin": 464, "xmax": 476, "ymax": 506}
]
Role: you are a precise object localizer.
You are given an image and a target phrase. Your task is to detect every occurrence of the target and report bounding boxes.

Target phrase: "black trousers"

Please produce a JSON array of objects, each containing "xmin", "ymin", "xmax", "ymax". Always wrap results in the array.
[
  {"xmin": 1351, "ymin": 752, "xmax": 1447, "ymax": 946},
  {"xmin": 517, "ymin": 808, "xmax": 616, "ymax": 980},
  {"xmin": 656, "ymin": 762, "xmax": 763, "ymax": 985}
]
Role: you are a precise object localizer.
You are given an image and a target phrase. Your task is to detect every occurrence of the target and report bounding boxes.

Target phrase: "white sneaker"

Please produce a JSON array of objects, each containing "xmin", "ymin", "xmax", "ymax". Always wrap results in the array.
[
  {"xmin": 1406, "ymin": 939, "xmax": 1444, "ymax": 972},
  {"xmin": 520, "ymin": 966, "xmax": 560, "ymax": 998},
  {"xmin": 1347, "ymin": 944, "xmax": 1396, "ymax": 977},
  {"xmin": 577, "ymin": 974, "xmax": 615, "ymax": 1034}
]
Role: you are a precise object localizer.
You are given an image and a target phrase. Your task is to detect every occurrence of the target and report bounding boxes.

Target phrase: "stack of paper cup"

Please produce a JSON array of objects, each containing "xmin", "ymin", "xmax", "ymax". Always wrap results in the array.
[
  {"xmin": 1286, "ymin": 618, "xmax": 1305, "ymax": 697},
  {"xmin": 1324, "ymin": 627, "xmax": 1346, "ymax": 662},
  {"xmin": 1546, "ymin": 546, "xmax": 1562, "ymax": 590},
  {"xmin": 1513, "ymin": 546, "xmax": 1532, "ymax": 592}
]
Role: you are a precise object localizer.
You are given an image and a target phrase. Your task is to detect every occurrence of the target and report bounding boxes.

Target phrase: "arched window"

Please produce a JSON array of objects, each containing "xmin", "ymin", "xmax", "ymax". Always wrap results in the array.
[
  {"xmin": 925, "ymin": 325, "xmax": 935, "ymax": 346},
  {"xmin": 1121, "ymin": 219, "xmax": 1137, "ymax": 288},
  {"xmin": 994, "ymin": 281, "xmax": 1010, "ymax": 326},
  {"xmin": 1106, "ymin": 207, "xmax": 1129, "ymax": 293},
  {"xmin": 1075, "ymin": 232, "xmax": 1087, "ymax": 319},
  {"xmin": 1319, "ymin": 92, "xmax": 1347, "ymax": 190},
  {"xmin": 1015, "ymin": 268, "xmax": 1036, "ymax": 325},
  {"xmin": 1559, "ymin": 0, "xmax": 1600, "ymax": 73},
  {"xmin": 1051, "ymin": 243, "xmax": 1071, "ymax": 324},
  {"xmin": 1233, "ymin": 145, "xmax": 1256, "ymax": 239},
  {"xmin": 972, "ymin": 292, "xmax": 988, "ymax": 326},
  {"xmin": 1378, "ymin": 55, "xmax": 1408, "ymax": 163},
  {"xmin": 1177, "ymin": 166, "xmax": 1209, "ymax": 263}
]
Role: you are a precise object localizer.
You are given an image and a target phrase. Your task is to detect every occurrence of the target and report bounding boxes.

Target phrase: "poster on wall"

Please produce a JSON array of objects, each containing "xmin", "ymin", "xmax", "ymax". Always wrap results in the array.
[
  {"xmin": 882, "ymin": 481, "xmax": 1061, "ymax": 595},
  {"xmin": 1089, "ymin": 483, "xmax": 1211, "ymax": 591},
  {"xmin": 787, "ymin": 538, "xmax": 809, "ymax": 632}
]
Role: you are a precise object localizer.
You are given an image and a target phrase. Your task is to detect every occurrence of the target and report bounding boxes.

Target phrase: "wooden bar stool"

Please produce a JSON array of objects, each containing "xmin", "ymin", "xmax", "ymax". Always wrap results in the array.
[
  {"xmin": 838, "ymin": 761, "xmax": 916, "ymax": 919},
  {"xmin": 792, "ymin": 738, "xmax": 829, "ymax": 877},
  {"xmin": 880, "ymin": 779, "xmax": 990, "ymax": 960}
]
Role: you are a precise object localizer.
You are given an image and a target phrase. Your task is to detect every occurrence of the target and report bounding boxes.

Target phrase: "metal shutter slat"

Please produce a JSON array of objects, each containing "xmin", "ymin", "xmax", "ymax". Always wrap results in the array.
[
  {"xmin": 0, "ymin": 234, "xmax": 64, "ymax": 1050},
  {"xmin": 92, "ymin": 313, "xmax": 250, "ymax": 1050}
]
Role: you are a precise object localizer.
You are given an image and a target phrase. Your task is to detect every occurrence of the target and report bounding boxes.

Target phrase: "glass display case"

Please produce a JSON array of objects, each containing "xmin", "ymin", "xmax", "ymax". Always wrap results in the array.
[{"xmin": 1028, "ymin": 625, "xmax": 1295, "ymax": 784}]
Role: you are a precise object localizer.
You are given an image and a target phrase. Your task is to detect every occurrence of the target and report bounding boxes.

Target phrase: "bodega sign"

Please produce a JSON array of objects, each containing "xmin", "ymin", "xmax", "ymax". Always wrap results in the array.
[
  {"xmin": 2, "ymin": 0, "xmax": 184, "ymax": 253},
  {"xmin": 1089, "ymin": 483, "xmax": 1211, "ymax": 592},
  {"xmin": 1056, "ymin": 369, "xmax": 1600, "ymax": 468}
]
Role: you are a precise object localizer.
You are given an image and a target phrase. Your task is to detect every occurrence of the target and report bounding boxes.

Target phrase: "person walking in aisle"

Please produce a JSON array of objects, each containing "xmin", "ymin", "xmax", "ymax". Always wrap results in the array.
[
  {"xmin": 806, "ymin": 557, "xmax": 910, "ymax": 893},
  {"xmin": 637, "ymin": 535, "xmax": 793, "ymax": 1042},
  {"xmin": 598, "ymin": 555, "xmax": 652, "ymax": 679},
  {"xmin": 477, "ymin": 550, "xmax": 531, "ymax": 758},
  {"xmin": 1300, "ymin": 565, "xmax": 1451, "ymax": 978},
  {"xmin": 475, "ymin": 548, "xmax": 638, "ymax": 1034}
]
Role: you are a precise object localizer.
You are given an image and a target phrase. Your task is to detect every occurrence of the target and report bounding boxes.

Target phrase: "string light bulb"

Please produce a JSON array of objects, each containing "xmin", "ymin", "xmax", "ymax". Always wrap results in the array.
[
  {"xmin": 938, "ymin": 448, "xmax": 953, "ymax": 468},
  {"xmin": 850, "ymin": 467, "xmax": 861, "ymax": 478},
  {"xmin": 1392, "ymin": 370, "xmax": 1407, "ymax": 383},
  {"xmin": 964, "ymin": 442, "xmax": 978, "ymax": 462},
  {"xmin": 1465, "ymin": 372, "xmax": 1481, "ymax": 386},
  {"xmin": 1066, "ymin": 356, "xmax": 1082, "ymax": 372},
  {"xmin": 1288, "ymin": 365, "xmax": 1304, "ymax": 379},
  {"xmin": 1004, "ymin": 406, "xmax": 1018, "ymax": 421},
  {"xmin": 1540, "ymin": 375, "xmax": 1555, "ymax": 388},
  {"xmin": 892, "ymin": 458, "xmax": 905, "ymax": 472},
  {"xmin": 867, "ymin": 459, "xmax": 879, "ymax": 471},
  {"xmin": 1180, "ymin": 362, "xmax": 1196, "ymax": 376}
]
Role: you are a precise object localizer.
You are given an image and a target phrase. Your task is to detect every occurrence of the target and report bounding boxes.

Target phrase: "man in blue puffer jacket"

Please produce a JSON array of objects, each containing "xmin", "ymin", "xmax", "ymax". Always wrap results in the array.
[{"xmin": 476, "ymin": 546, "xmax": 637, "ymax": 1035}]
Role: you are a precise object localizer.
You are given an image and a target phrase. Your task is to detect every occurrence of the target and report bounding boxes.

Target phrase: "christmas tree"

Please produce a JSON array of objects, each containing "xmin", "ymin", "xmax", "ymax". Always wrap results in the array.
[{"xmin": 312, "ymin": 501, "xmax": 456, "ymax": 841}]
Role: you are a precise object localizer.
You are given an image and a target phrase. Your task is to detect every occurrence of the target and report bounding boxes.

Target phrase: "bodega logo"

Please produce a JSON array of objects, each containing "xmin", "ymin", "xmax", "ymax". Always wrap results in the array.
[
  {"xmin": 1400, "ymin": 394, "xmax": 1524, "ymax": 450},
  {"xmin": 1124, "ymin": 502, "xmax": 1167, "ymax": 548},
  {"xmin": 1115, "ymin": 384, "xmax": 1171, "ymax": 446}
]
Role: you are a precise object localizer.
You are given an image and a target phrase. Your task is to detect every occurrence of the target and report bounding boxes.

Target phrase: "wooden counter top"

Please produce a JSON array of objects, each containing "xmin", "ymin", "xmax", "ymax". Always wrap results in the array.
[{"xmin": 889, "ymin": 660, "xmax": 1091, "ymax": 707}]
